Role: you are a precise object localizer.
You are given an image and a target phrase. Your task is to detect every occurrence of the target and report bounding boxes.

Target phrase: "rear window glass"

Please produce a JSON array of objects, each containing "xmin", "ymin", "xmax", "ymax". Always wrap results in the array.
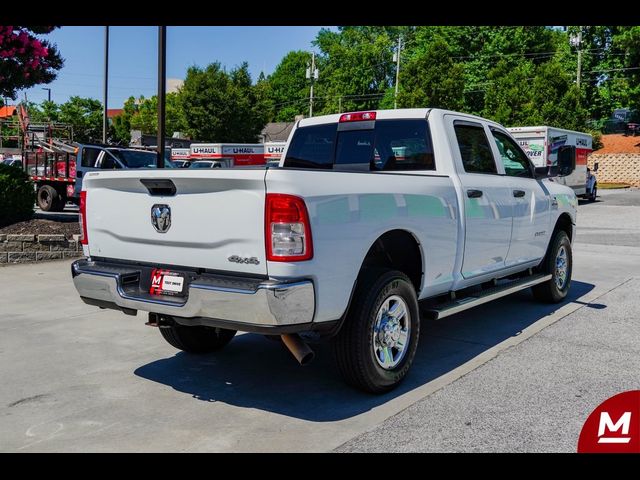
[
  {"xmin": 284, "ymin": 119, "xmax": 435, "ymax": 171},
  {"xmin": 335, "ymin": 130, "xmax": 375, "ymax": 167},
  {"xmin": 283, "ymin": 123, "xmax": 335, "ymax": 169}
]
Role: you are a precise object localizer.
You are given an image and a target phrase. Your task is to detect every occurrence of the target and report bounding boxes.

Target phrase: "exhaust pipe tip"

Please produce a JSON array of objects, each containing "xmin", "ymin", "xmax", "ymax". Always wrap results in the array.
[
  {"xmin": 298, "ymin": 350, "xmax": 315, "ymax": 366},
  {"xmin": 280, "ymin": 334, "xmax": 315, "ymax": 366}
]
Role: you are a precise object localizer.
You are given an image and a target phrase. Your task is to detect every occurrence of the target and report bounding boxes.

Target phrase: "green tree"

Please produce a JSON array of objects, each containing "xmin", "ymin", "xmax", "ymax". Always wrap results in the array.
[
  {"xmin": 57, "ymin": 96, "xmax": 103, "ymax": 143},
  {"xmin": 266, "ymin": 51, "xmax": 310, "ymax": 121},
  {"xmin": 112, "ymin": 93, "xmax": 187, "ymax": 145},
  {"xmin": 411, "ymin": 26, "xmax": 557, "ymax": 114},
  {"xmin": 314, "ymin": 26, "xmax": 410, "ymax": 114},
  {"xmin": 394, "ymin": 37, "xmax": 465, "ymax": 110},
  {"xmin": 179, "ymin": 62, "xmax": 266, "ymax": 142},
  {"xmin": 531, "ymin": 60, "xmax": 588, "ymax": 131},
  {"xmin": 483, "ymin": 58, "xmax": 589, "ymax": 131},
  {"xmin": 110, "ymin": 96, "xmax": 137, "ymax": 145},
  {"xmin": 482, "ymin": 59, "xmax": 539, "ymax": 126}
]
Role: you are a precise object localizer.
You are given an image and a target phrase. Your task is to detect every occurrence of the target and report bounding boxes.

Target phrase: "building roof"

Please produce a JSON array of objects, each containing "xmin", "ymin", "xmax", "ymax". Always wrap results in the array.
[
  {"xmin": 0, "ymin": 105, "xmax": 17, "ymax": 119},
  {"xmin": 106, "ymin": 108, "xmax": 124, "ymax": 118},
  {"xmin": 261, "ymin": 122, "xmax": 295, "ymax": 142},
  {"xmin": 596, "ymin": 134, "xmax": 640, "ymax": 154}
]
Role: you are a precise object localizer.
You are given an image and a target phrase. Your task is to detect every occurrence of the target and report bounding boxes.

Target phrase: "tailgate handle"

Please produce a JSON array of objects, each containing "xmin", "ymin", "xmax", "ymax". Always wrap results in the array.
[{"xmin": 140, "ymin": 179, "xmax": 176, "ymax": 196}]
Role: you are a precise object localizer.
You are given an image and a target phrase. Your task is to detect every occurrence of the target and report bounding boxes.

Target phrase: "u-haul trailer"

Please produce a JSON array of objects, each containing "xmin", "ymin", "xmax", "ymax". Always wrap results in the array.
[
  {"xmin": 264, "ymin": 142, "xmax": 286, "ymax": 166},
  {"xmin": 189, "ymin": 143, "xmax": 266, "ymax": 167},
  {"xmin": 508, "ymin": 126, "xmax": 596, "ymax": 199},
  {"xmin": 170, "ymin": 148, "xmax": 190, "ymax": 161}
]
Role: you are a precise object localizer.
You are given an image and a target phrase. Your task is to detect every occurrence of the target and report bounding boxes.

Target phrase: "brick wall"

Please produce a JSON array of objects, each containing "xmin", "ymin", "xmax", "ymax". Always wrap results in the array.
[
  {"xmin": 588, "ymin": 153, "xmax": 640, "ymax": 187},
  {"xmin": 0, "ymin": 234, "xmax": 83, "ymax": 264}
]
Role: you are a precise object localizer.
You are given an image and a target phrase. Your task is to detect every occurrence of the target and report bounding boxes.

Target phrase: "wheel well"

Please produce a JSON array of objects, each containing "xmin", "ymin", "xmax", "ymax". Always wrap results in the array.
[
  {"xmin": 361, "ymin": 230, "xmax": 423, "ymax": 292},
  {"xmin": 554, "ymin": 213, "xmax": 573, "ymax": 241}
]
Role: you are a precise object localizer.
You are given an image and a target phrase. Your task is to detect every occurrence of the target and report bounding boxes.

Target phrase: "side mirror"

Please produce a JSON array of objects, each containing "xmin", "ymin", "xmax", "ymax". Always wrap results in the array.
[
  {"xmin": 535, "ymin": 165, "xmax": 559, "ymax": 178},
  {"xmin": 593, "ymin": 161, "xmax": 599, "ymax": 172}
]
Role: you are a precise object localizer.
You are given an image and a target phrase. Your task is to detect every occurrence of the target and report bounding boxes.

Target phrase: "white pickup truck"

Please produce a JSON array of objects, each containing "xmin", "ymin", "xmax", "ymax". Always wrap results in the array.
[{"xmin": 71, "ymin": 109, "xmax": 578, "ymax": 393}]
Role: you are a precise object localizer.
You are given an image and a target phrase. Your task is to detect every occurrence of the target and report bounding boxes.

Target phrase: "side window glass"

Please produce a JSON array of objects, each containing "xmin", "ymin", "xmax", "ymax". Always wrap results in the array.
[
  {"xmin": 100, "ymin": 154, "xmax": 118, "ymax": 169},
  {"xmin": 81, "ymin": 148, "xmax": 101, "ymax": 167},
  {"xmin": 453, "ymin": 123, "xmax": 497, "ymax": 174},
  {"xmin": 491, "ymin": 130, "xmax": 533, "ymax": 178}
]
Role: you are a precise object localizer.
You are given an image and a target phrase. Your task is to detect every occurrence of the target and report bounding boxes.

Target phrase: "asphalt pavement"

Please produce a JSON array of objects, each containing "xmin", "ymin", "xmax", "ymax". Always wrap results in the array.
[
  {"xmin": 338, "ymin": 188, "xmax": 640, "ymax": 452},
  {"xmin": 0, "ymin": 188, "xmax": 638, "ymax": 452}
]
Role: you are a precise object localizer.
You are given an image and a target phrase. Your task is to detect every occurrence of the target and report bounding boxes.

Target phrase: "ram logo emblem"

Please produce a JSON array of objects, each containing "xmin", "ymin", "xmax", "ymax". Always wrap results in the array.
[{"xmin": 151, "ymin": 204, "xmax": 171, "ymax": 233}]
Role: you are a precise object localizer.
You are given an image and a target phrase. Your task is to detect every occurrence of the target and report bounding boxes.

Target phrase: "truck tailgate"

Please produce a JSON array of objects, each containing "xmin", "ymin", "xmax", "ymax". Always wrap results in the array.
[{"xmin": 82, "ymin": 169, "xmax": 267, "ymax": 275}]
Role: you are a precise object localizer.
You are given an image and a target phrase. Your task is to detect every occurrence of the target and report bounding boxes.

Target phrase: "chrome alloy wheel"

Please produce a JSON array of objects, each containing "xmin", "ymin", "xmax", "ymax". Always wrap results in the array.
[
  {"xmin": 555, "ymin": 245, "xmax": 569, "ymax": 289},
  {"xmin": 372, "ymin": 295, "xmax": 411, "ymax": 370}
]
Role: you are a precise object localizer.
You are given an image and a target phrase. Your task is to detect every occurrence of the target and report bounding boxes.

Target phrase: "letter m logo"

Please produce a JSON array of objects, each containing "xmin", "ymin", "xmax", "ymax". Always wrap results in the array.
[{"xmin": 598, "ymin": 412, "xmax": 632, "ymax": 444}]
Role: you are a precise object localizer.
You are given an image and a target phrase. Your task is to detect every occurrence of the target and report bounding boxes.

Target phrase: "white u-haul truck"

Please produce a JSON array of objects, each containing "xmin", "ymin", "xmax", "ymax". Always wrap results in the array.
[{"xmin": 508, "ymin": 126, "xmax": 598, "ymax": 201}]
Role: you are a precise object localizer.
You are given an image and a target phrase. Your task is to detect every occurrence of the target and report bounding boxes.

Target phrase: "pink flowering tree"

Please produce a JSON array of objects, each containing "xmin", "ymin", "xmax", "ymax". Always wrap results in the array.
[{"xmin": 0, "ymin": 26, "xmax": 64, "ymax": 99}]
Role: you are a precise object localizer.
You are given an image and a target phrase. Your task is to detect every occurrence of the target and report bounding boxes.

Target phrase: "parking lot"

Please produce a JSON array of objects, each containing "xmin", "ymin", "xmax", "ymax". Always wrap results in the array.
[{"xmin": 1, "ymin": 188, "xmax": 638, "ymax": 452}]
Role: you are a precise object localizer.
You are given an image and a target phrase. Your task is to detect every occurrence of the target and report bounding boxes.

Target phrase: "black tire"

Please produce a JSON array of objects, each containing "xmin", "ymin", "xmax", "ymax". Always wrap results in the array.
[
  {"xmin": 532, "ymin": 230, "xmax": 572, "ymax": 303},
  {"xmin": 589, "ymin": 185, "xmax": 597, "ymax": 202},
  {"xmin": 37, "ymin": 185, "xmax": 62, "ymax": 212},
  {"xmin": 159, "ymin": 325, "xmax": 236, "ymax": 353},
  {"xmin": 332, "ymin": 268, "xmax": 420, "ymax": 394}
]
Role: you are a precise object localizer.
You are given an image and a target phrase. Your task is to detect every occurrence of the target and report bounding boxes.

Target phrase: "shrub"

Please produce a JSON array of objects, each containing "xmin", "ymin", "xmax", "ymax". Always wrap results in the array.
[{"xmin": 0, "ymin": 163, "xmax": 35, "ymax": 227}]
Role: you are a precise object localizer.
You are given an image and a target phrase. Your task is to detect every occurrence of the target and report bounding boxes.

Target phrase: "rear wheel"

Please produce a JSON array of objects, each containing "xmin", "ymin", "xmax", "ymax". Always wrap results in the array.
[
  {"xmin": 37, "ymin": 185, "xmax": 61, "ymax": 212},
  {"xmin": 159, "ymin": 325, "xmax": 236, "ymax": 353},
  {"xmin": 532, "ymin": 230, "xmax": 572, "ymax": 303},
  {"xmin": 332, "ymin": 268, "xmax": 420, "ymax": 393}
]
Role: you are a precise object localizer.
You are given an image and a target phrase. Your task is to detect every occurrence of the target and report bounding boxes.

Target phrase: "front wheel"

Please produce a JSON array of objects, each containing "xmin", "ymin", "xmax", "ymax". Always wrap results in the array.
[
  {"xmin": 532, "ymin": 230, "xmax": 572, "ymax": 303},
  {"xmin": 332, "ymin": 269, "xmax": 420, "ymax": 393},
  {"xmin": 159, "ymin": 325, "xmax": 236, "ymax": 353}
]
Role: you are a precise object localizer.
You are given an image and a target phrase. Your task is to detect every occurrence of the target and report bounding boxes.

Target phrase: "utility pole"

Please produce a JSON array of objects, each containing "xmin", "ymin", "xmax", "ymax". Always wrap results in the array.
[
  {"xmin": 156, "ymin": 26, "xmax": 167, "ymax": 169},
  {"xmin": 393, "ymin": 35, "xmax": 403, "ymax": 109},
  {"xmin": 42, "ymin": 88, "xmax": 51, "ymax": 102},
  {"xmin": 576, "ymin": 28, "xmax": 582, "ymax": 89},
  {"xmin": 306, "ymin": 52, "xmax": 318, "ymax": 117},
  {"xmin": 570, "ymin": 27, "xmax": 582, "ymax": 89},
  {"xmin": 103, "ymin": 26, "xmax": 109, "ymax": 144}
]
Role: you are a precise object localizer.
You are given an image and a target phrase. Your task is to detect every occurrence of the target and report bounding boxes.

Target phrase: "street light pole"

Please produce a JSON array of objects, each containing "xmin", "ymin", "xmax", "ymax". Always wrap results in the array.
[
  {"xmin": 157, "ymin": 26, "xmax": 167, "ymax": 169},
  {"xmin": 42, "ymin": 88, "xmax": 51, "ymax": 102},
  {"xmin": 103, "ymin": 26, "xmax": 109, "ymax": 144}
]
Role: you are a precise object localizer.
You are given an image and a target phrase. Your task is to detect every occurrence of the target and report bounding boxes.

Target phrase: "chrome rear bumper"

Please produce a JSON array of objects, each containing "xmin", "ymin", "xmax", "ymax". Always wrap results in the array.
[{"xmin": 71, "ymin": 259, "xmax": 315, "ymax": 329}]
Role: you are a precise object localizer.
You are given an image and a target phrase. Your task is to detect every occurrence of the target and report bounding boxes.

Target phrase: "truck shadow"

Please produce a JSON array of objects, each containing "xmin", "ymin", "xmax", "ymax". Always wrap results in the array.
[{"xmin": 134, "ymin": 280, "xmax": 596, "ymax": 422}]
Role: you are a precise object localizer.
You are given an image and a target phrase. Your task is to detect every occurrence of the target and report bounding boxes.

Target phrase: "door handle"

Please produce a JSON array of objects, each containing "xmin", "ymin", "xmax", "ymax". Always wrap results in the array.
[
  {"xmin": 513, "ymin": 189, "xmax": 526, "ymax": 198},
  {"xmin": 467, "ymin": 189, "xmax": 483, "ymax": 198},
  {"xmin": 76, "ymin": 171, "xmax": 83, "ymax": 178}
]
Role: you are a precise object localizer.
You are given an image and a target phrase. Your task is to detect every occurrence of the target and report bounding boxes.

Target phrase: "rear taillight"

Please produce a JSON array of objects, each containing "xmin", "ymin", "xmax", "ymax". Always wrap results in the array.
[
  {"xmin": 265, "ymin": 193, "xmax": 313, "ymax": 262},
  {"xmin": 339, "ymin": 111, "xmax": 376, "ymax": 122},
  {"xmin": 79, "ymin": 190, "xmax": 88, "ymax": 246}
]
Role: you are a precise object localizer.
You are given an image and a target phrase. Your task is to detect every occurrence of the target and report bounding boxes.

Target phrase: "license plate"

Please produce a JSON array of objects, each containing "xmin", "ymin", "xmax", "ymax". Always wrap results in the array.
[{"xmin": 149, "ymin": 269, "xmax": 186, "ymax": 296}]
